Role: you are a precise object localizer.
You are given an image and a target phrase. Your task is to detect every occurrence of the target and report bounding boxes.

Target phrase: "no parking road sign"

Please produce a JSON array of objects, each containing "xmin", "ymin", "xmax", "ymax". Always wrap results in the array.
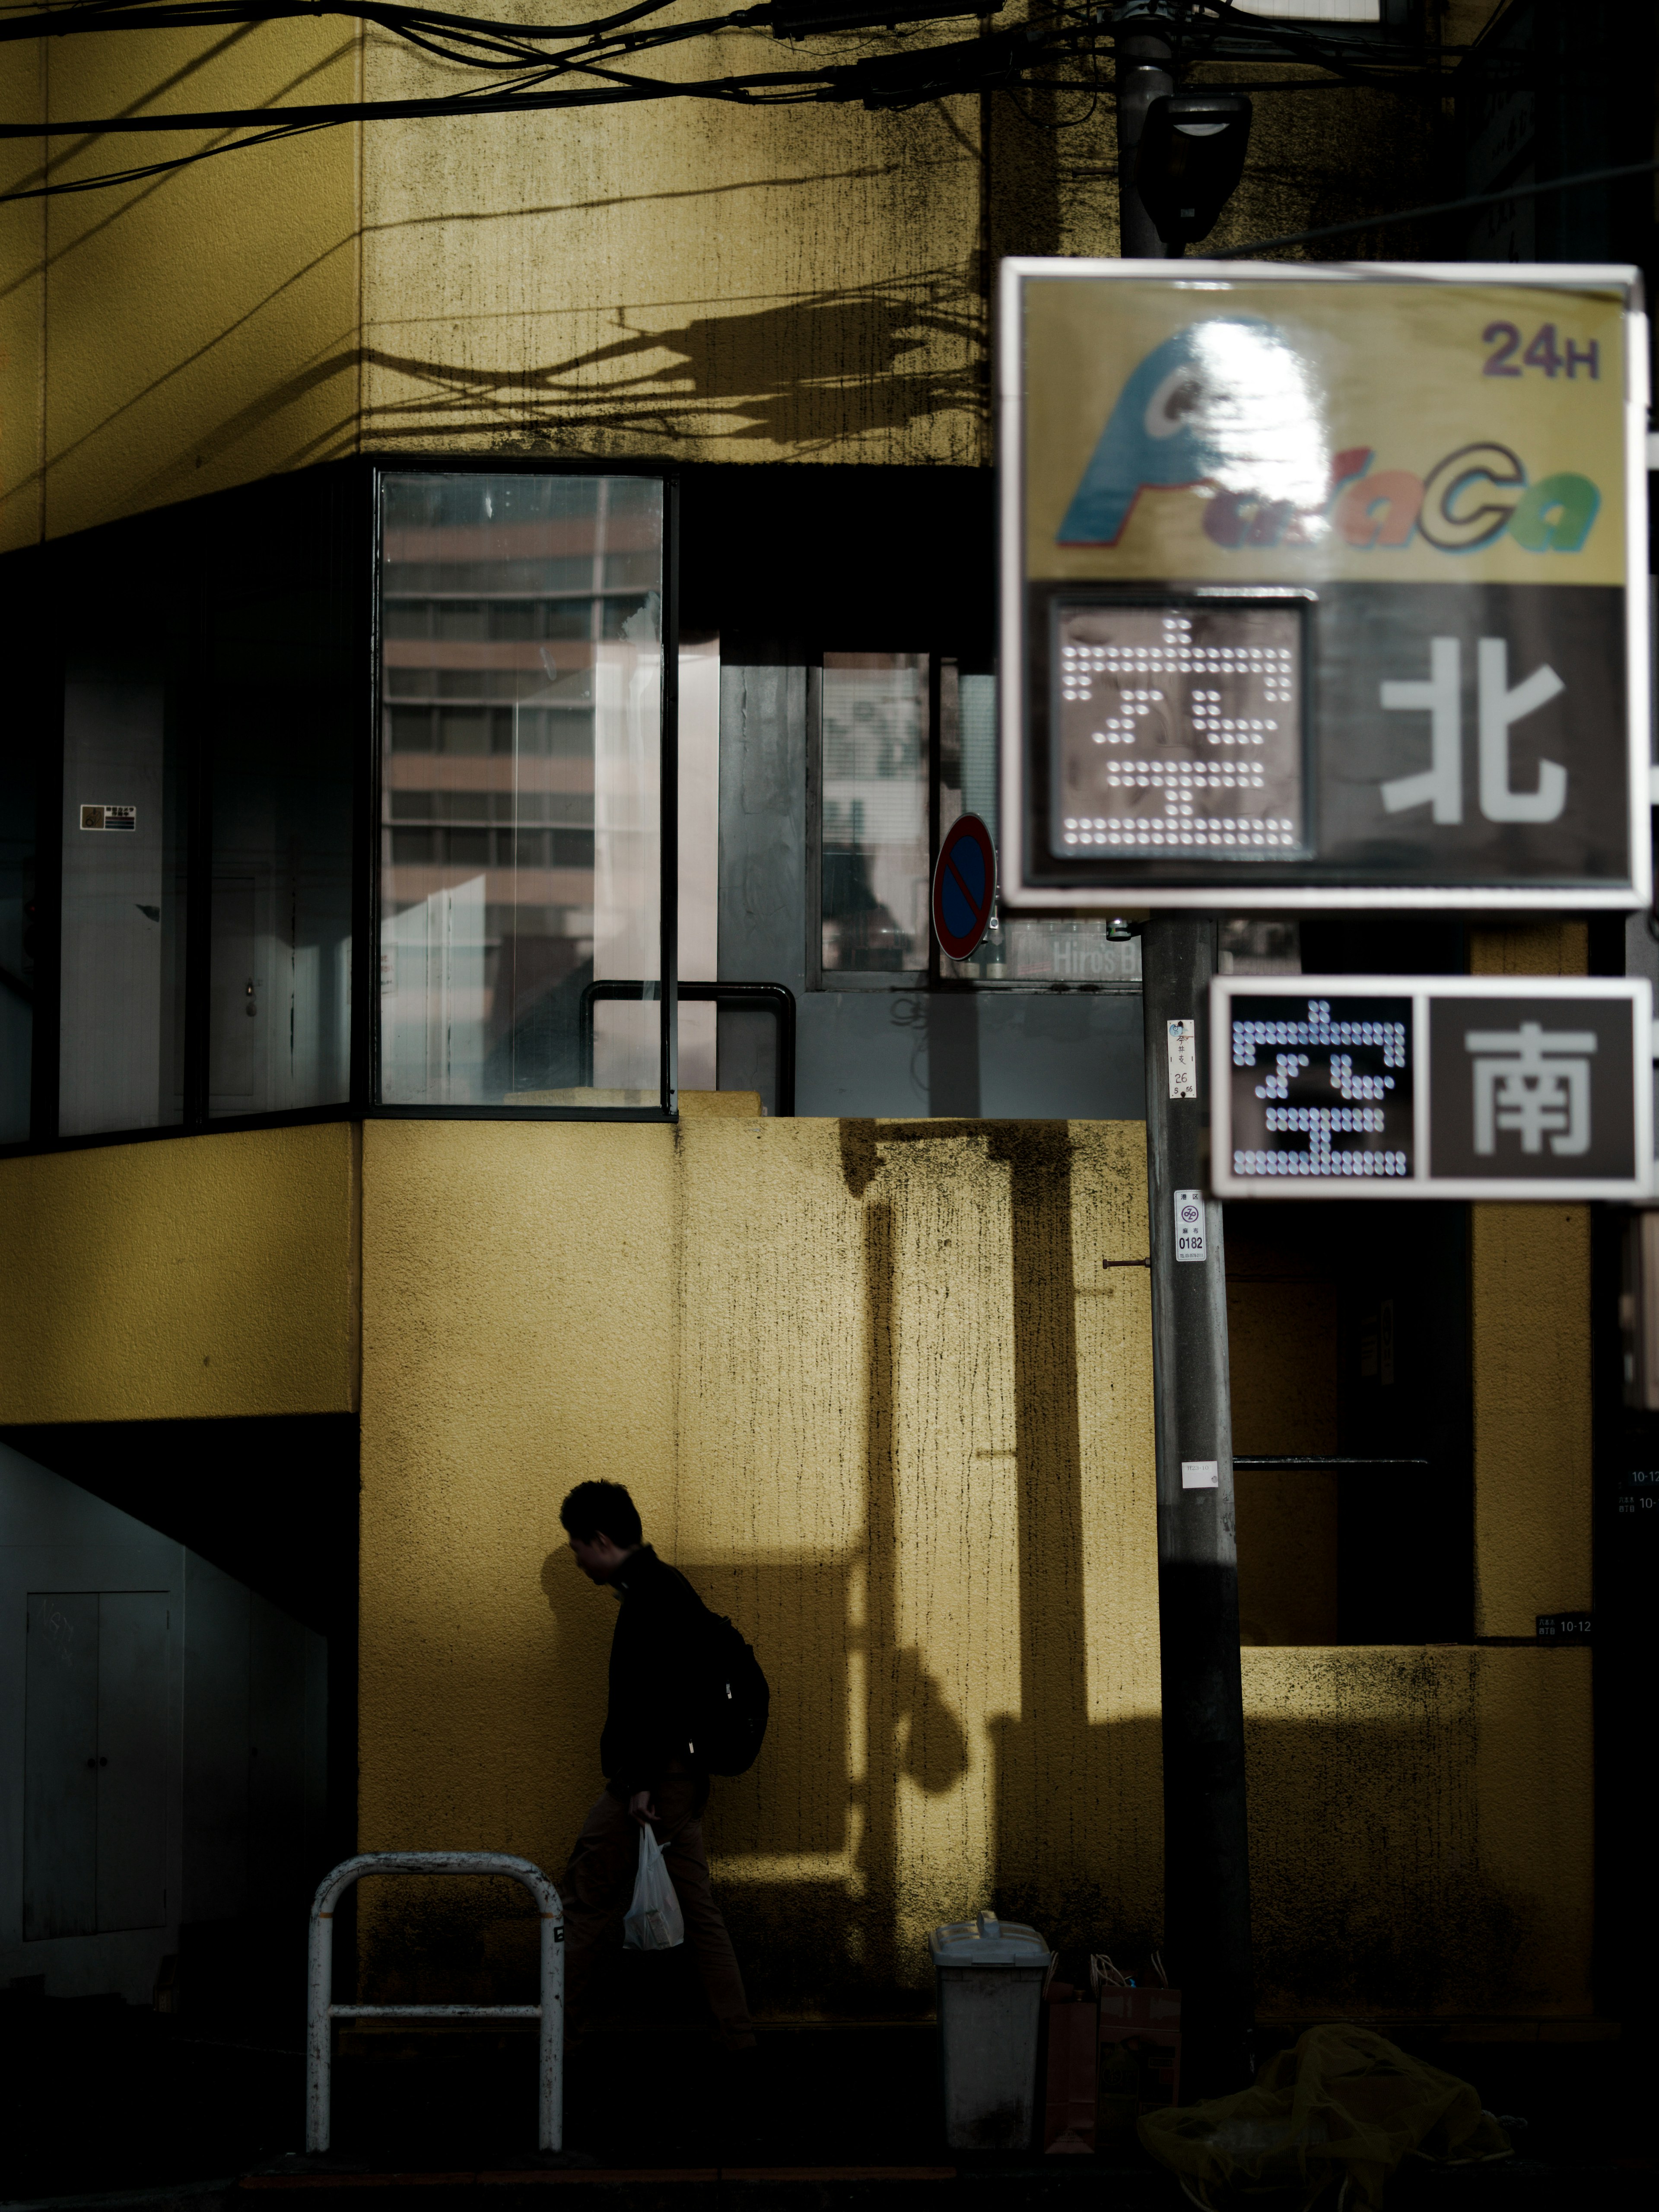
[
  {"xmin": 932, "ymin": 813, "xmax": 998, "ymax": 960},
  {"xmin": 1211, "ymin": 974, "xmax": 1652, "ymax": 1200}
]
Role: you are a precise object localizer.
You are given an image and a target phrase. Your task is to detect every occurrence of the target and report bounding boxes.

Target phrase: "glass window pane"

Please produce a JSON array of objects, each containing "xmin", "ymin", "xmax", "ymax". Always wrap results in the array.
[
  {"xmin": 377, "ymin": 474, "xmax": 664, "ymax": 1106},
  {"xmin": 820, "ymin": 653, "xmax": 928, "ymax": 977},
  {"xmin": 959, "ymin": 671, "xmax": 998, "ymax": 842},
  {"xmin": 938, "ymin": 669, "xmax": 1142, "ymax": 987},
  {"xmin": 0, "ymin": 721, "xmax": 35, "ymax": 1143},
  {"xmin": 208, "ymin": 587, "xmax": 354, "ymax": 1119},
  {"xmin": 58, "ymin": 667, "xmax": 187, "ymax": 1137}
]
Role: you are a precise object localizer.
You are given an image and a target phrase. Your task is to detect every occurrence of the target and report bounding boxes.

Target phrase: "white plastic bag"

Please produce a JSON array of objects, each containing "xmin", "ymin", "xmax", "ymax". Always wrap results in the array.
[{"xmin": 623, "ymin": 1824, "xmax": 684, "ymax": 1951}]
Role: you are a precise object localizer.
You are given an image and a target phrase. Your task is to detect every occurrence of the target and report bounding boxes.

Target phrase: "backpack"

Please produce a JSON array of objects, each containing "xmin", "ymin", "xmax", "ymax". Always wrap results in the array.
[{"xmin": 687, "ymin": 1609, "xmax": 769, "ymax": 1776}]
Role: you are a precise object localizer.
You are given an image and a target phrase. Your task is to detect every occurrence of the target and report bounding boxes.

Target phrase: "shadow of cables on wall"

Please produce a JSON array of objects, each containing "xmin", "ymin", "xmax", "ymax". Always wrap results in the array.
[{"xmin": 359, "ymin": 271, "xmax": 986, "ymax": 456}]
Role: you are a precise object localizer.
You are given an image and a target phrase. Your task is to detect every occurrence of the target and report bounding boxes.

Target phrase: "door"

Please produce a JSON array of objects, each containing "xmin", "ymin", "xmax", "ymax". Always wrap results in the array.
[
  {"xmin": 23, "ymin": 1595, "xmax": 99, "ymax": 1939},
  {"xmin": 23, "ymin": 1591, "xmax": 170, "ymax": 1940},
  {"xmin": 209, "ymin": 875, "xmax": 260, "ymax": 1108},
  {"xmin": 96, "ymin": 1593, "xmax": 170, "ymax": 1929}
]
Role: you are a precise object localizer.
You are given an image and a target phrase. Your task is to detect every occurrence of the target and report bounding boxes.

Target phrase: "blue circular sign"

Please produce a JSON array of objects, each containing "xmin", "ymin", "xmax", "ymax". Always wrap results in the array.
[{"xmin": 931, "ymin": 814, "xmax": 998, "ymax": 960}]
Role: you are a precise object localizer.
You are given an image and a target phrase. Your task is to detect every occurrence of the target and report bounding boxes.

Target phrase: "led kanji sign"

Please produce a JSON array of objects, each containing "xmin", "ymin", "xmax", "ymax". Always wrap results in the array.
[
  {"xmin": 1000, "ymin": 259, "xmax": 1649, "ymax": 909},
  {"xmin": 1211, "ymin": 976, "xmax": 1652, "ymax": 1201}
]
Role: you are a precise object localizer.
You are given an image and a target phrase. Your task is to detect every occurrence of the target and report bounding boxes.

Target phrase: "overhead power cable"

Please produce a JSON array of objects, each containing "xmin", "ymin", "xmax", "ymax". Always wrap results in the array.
[
  {"xmin": 0, "ymin": 21, "xmax": 1088, "ymax": 200},
  {"xmin": 1217, "ymin": 153, "xmax": 1659, "ymax": 259},
  {"xmin": 0, "ymin": 0, "xmax": 1501, "ymax": 204},
  {"xmin": 0, "ymin": 0, "xmax": 992, "ymax": 51}
]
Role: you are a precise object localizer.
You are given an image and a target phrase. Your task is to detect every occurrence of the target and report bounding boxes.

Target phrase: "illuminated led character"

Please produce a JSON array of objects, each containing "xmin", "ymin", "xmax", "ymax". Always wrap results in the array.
[{"xmin": 1056, "ymin": 317, "xmax": 1325, "ymax": 549}]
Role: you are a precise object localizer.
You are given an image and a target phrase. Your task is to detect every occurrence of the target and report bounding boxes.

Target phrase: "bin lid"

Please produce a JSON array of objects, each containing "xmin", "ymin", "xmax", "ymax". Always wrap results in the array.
[{"xmin": 929, "ymin": 1910, "xmax": 1050, "ymax": 1966}]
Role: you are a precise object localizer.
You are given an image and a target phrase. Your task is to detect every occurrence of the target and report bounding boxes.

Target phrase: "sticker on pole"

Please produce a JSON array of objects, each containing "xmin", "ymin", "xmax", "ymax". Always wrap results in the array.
[
  {"xmin": 1167, "ymin": 1019, "xmax": 1197, "ymax": 1099},
  {"xmin": 931, "ymin": 813, "xmax": 998, "ymax": 960},
  {"xmin": 1174, "ymin": 1189, "xmax": 1208, "ymax": 1261}
]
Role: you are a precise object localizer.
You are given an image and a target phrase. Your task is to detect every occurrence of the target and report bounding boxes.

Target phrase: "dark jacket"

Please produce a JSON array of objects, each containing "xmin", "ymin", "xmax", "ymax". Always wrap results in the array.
[{"xmin": 600, "ymin": 1546, "xmax": 708, "ymax": 1796}]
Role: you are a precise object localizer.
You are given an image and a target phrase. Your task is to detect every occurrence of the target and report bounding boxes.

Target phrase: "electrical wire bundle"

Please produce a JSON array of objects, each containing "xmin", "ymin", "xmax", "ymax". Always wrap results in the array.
[{"xmin": 0, "ymin": 0, "xmax": 1487, "ymax": 204}]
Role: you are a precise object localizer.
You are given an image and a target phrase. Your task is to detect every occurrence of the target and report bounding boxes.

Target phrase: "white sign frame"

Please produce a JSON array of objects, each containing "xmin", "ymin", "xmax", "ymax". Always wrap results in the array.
[
  {"xmin": 998, "ymin": 257, "xmax": 1651, "ymax": 912},
  {"xmin": 1211, "ymin": 973, "xmax": 1653, "ymax": 1200}
]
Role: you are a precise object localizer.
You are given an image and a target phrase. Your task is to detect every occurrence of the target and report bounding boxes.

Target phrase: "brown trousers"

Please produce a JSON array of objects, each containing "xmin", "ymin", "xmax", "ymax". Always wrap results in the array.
[{"xmin": 559, "ymin": 1772, "xmax": 755, "ymax": 2048}]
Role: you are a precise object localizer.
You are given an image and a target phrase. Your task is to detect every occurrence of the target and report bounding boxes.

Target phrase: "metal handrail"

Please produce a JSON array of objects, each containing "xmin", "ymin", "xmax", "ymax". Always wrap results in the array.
[
  {"xmin": 307, "ymin": 1851, "xmax": 564, "ymax": 2155},
  {"xmin": 578, "ymin": 979, "xmax": 796, "ymax": 1116}
]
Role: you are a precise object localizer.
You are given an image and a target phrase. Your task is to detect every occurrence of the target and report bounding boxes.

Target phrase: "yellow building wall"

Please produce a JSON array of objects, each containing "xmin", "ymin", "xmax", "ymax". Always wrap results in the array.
[
  {"xmin": 1244, "ymin": 1647, "xmax": 1592, "ymax": 2019},
  {"xmin": 354, "ymin": 1114, "xmax": 1592, "ymax": 2017},
  {"xmin": 1468, "ymin": 924, "xmax": 1593, "ymax": 1636},
  {"xmin": 0, "ymin": 1123, "xmax": 359, "ymax": 1422},
  {"xmin": 0, "ymin": 25, "xmax": 360, "ymax": 550},
  {"xmin": 357, "ymin": 34, "xmax": 987, "ymax": 467},
  {"xmin": 0, "ymin": 1106, "xmax": 1595, "ymax": 2014},
  {"xmin": 4, "ymin": 13, "xmax": 1452, "ymax": 540},
  {"xmin": 354, "ymin": 1115, "xmax": 1163, "ymax": 2008}
]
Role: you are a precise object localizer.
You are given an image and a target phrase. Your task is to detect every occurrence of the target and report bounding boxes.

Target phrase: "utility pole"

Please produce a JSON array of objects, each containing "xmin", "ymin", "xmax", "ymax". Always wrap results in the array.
[{"xmin": 1114, "ymin": 0, "xmax": 1256, "ymax": 2098}]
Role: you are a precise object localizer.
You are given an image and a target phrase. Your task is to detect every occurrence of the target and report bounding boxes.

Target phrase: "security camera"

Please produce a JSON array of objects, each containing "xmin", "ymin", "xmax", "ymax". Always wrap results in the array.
[{"xmin": 1134, "ymin": 92, "xmax": 1253, "ymax": 249}]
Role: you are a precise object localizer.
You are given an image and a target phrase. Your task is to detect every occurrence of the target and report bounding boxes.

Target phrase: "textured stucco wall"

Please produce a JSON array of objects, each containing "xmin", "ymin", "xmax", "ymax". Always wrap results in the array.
[
  {"xmin": 3, "ymin": 10, "xmax": 1462, "ymax": 535},
  {"xmin": 0, "ymin": 26, "xmax": 359, "ymax": 549},
  {"xmin": 355, "ymin": 1114, "xmax": 1592, "ymax": 2017},
  {"xmin": 355, "ymin": 1115, "xmax": 1163, "ymax": 2007},
  {"xmin": 357, "ymin": 41, "xmax": 987, "ymax": 469},
  {"xmin": 0, "ymin": 1125, "xmax": 359, "ymax": 1421},
  {"xmin": 0, "ymin": 1106, "xmax": 1595, "ymax": 2012},
  {"xmin": 1244, "ymin": 1646, "xmax": 1592, "ymax": 2018},
  {"xmin": 1468, "ymin": 925, "xmax": 1593, "ymax": 1634}
]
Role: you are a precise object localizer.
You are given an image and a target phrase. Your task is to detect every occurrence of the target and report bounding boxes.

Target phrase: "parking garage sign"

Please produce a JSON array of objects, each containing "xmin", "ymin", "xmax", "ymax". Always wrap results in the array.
[
  {"xmin": 1211, "ymin": 975, "xmax": 1652, "ymax": 1200},
  {"xmin": 998, "ymin": 259, "xmax": 1649, "ymax": 910}
]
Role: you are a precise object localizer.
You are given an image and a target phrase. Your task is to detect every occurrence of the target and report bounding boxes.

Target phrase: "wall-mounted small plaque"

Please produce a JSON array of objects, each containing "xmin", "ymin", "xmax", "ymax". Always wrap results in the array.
[
  {"xmin": 1536, "ymin": 1613, "xmax": 1592, "ymax": 1645},
  {"xmin": 80, "ymin": 804, "xmax": 137, "ymax": 831}
]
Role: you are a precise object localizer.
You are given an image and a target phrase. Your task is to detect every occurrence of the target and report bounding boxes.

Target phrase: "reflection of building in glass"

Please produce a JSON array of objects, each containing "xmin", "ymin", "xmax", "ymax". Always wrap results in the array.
[
  {"xmin": 379, "ymin": 476, "xmax": 663, "ymax": 1103},
  {"xmin": 820, "ymin": 655, "xmax": 929, "ymax": 974},
  {"xmin": 1053, "ymin": 604, "xmax": 1305, "ymax": 858},
  {"xmin": 820, "ymin": 656, "xmax": 1146, "ymax": 988}
]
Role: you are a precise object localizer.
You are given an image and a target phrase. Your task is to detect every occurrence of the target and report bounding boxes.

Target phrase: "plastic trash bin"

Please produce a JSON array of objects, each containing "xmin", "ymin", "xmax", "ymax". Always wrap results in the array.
[{"xmin": 930, "ymin": 1910, "xmax": 1052, "ymax": 2150}]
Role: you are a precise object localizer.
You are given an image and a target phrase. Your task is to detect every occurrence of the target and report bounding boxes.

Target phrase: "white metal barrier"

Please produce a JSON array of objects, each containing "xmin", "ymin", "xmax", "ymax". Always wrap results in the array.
[{"xmin": 307, "ymin": 1852, "xmax": 564, "ymax": 2154}]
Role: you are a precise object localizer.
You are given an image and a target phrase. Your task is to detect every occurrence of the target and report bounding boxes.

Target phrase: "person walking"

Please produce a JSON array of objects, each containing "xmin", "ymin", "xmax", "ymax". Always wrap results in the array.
[{"xmin": 558, "ymin": 1479, "xmax": 756, "ymax": 2051}]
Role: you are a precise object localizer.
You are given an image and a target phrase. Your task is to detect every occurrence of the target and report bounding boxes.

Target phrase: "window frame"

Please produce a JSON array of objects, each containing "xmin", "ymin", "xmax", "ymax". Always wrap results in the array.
[
  {"xmin": 0, "ymin": 455, "xmax": 683, "ymax": 1159},
  {"xmin": 805, "ymin": 645, "xmax": 1144, "ymax": 999},
  {"xmin": 365, "ymin": 459, "xmax": 680, "ymax": 1125},
  {"xmin": 2, "ymin": 466, "xmax": 375, "ymax": 1159}
]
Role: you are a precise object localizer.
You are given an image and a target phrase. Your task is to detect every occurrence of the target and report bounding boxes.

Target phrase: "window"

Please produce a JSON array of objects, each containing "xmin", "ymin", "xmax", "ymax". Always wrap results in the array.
[
  {"xmin": 1244, "ymin": 1, "xmax": 1379, "ymax": 17},
  {"xmin": 0, "ymin": 472, "xmax": 361, "ymax": 1150},
  {"xmin": 812, "ymin": 655, "xmax": 1141, "ymax": 992},
  {"xmin": 57, "ymin": 661, "xmax": 187, "ymax": 1139},
  {"xmin": 0, "ymin": 461, "xmax": 689, "ymax": 1153},
  {"xmin": 376, "ymin": 474, "xmax": 670, "ymax": 1109},
  {"xmin": 819, "ymin": 654, "xmax": 929, "ymax": 980},
  {"xmin": 207, "ymin": 566, "xmax": 355, "ymax": 1121}
]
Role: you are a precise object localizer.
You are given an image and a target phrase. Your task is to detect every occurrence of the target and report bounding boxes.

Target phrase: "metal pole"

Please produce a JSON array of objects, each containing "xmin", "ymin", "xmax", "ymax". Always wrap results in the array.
[
  {"xmin": 1114, "ymin": 0, "xmax": 1256, "ymax": 2097},
  {"xmin": 303, "ymin": 1853, "xmax": 565, "ymax": 2160},
  {"xmin": 307, "ymin": 1886, "xmax": 335, "ymax": 2153},
  {"xmin": 1115, "ymin": 0, "xmax": 1178, "ymax": 261},
  {"xmin": 1140, "ymin": 924, "xmax": 1254, "ymax": 2095},
  {"xmin": 538, "ymin": 1888, "xmax": 565, "ymax": 2153}
]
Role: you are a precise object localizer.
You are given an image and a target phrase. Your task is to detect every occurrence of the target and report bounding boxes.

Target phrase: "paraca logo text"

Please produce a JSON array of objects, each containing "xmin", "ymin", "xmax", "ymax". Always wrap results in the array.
[{"xmin": 1056, "ymin": 318, "xmax": 1600, "ymax": 557}]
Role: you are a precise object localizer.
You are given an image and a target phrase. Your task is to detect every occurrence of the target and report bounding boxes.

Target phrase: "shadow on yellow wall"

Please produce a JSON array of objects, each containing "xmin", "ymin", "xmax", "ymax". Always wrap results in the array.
[
  {"xmin": 0, "ymin": 1114, "xmax": 1595, "ymax": 2021},
  {"xmin": 358, "ymin": 271, "xmax": 985, "ymax": 457},
  {"xmin": 350, "ymin": 1115, "xmax": 1589, "ymax": 2024},
  {"xmin": 353, "ymin": 1116, "xmax": 1164, "ymax": 2015}
]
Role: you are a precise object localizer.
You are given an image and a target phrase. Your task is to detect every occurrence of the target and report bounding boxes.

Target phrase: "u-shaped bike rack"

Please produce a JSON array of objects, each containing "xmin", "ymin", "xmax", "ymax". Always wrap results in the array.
[{"xmin": 307, "ymin": 1852, "xmax": 564, "ymax": 2154}]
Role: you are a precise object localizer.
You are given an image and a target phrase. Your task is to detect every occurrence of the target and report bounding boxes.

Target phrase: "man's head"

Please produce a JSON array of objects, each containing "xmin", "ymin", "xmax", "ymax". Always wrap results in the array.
[{"xmin": 560, "ymin": 1479, "xmax": 643, "ymax": 1583}]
